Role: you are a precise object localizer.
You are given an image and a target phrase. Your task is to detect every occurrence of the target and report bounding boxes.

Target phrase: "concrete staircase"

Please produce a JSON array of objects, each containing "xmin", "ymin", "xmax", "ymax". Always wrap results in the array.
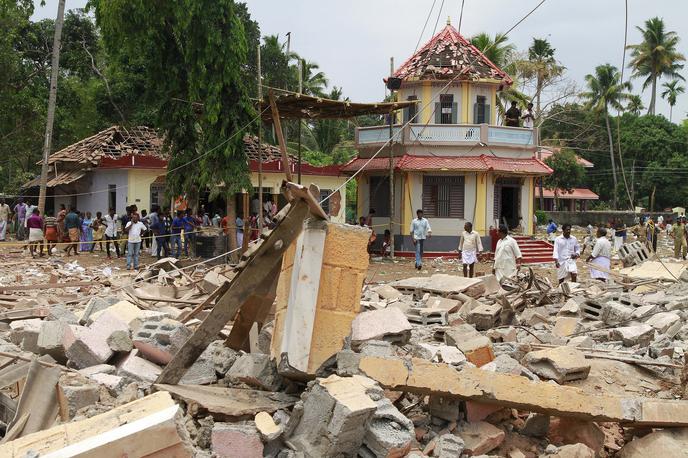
[{"xmin": 513, "ymin": 236, "xmax": 553, "ymax": 264}]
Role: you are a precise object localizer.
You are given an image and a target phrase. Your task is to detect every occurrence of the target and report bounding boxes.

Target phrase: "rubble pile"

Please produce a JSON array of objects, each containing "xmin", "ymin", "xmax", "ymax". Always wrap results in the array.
[{"xmin": 1, "ymin": 215, "xmax": 688, "ymax": 457}]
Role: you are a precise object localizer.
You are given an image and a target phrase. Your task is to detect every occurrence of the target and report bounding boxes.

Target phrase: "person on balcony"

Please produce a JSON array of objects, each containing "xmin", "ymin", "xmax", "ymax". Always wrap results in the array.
[
  {"xmin": 504, "ymin": 101, "xmax": 521, "ymax": 127},
  {"xmin": 458, "ymin": 222, "xmax": 482, "ymax": 278},
  {"xmin": 522, "ymin": 102, "xmax": 535, "ymax": 128}
]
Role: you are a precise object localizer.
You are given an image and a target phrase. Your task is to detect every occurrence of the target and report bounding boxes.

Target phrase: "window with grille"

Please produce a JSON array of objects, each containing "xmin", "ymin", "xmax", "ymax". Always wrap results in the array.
[
  {"xmin": 422, "ymin": 176, "xmax": 465, "ymax": 218},
  {"xmin": 439, "ymin": 94, "xmax": 454, "ymax": 124},
  {"xmin": 319, "ymin": 189, "xmax": 332, "ymax": 215},
  {"xmin": 404, "ymin": 95, "xmax": 418, "ymax": 123},
  {"xmin": 369, "ymin": 176, "xmax": 390, "ymax": 217},
  {"xmin": 473, "ymin": 95, "xmax": 490, "ymax": 124}
]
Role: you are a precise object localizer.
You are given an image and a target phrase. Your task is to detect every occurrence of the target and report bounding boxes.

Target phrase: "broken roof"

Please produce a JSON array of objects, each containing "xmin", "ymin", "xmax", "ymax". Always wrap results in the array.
[
  {"xmin": 46, "ymin": 126, "xmax": 165, "ymax": 166},
  {"xmin": 259, "ymin": 90, "xmax": 416, "ymax": 121},
  {"xmin": 392, "ymin": 24, "xmax": 512, "ymax": 86}
]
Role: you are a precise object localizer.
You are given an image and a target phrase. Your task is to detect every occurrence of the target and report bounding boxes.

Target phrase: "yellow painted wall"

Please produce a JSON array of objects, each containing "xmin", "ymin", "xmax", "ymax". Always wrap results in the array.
[
  {"xmin": 490, "ymin": 87, "xmax": 497, "ymax": 124},
  {"xmin": 474, "ymin": 172, "xmax": 488, "ymax": 234},
  {"xmin": 402, "ymin": 173, "xmax": 414, "ymax": 230},
  {"xmin": 421, "ymin": 81, "xmax": 432, "ymax": 124},
  {"xmin": 527, "ymin": 177, "xmax": 534, "ymax": 236},
  {"xmin": 127, "ymin": 169, "xmax": 163, "ymax": 212},
  {"xmin": 356, "ymin": 176, "xmax": 364, "ymax": 219},
  {"xmin": 461, "ymin": 84, "xmax": 469, "ymax": 123}
]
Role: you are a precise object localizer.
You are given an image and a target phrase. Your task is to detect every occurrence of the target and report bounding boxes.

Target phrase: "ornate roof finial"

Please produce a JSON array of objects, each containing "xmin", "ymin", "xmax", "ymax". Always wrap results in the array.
[{"xmin": 447, "ymin": 16, "xmax": 451, "ymax": 25}]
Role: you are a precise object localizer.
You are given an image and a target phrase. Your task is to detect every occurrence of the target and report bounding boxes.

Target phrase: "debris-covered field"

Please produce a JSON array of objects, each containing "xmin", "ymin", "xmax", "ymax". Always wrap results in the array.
[{"xmin": 0, "ymin": 223, "xmax": 686, "ymax": 458}]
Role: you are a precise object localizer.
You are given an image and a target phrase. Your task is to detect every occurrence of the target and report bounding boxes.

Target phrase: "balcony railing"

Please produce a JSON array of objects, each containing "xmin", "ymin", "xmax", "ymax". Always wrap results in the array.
[{"xmin": 356, "ymin": 123, "xmax": 537, "ymax": 148}]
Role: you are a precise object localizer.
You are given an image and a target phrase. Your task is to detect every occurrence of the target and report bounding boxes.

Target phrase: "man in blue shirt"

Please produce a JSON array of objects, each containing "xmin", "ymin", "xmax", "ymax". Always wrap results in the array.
[
  {"xmin": 171, "ymin": 210, "xmax": 185, "ymax": 258},
  {"xmin": 183, "ymin": 209, "xmax": 197, "ymax": 258},
  {"xmin": 546, "ymin": 219, "xmax": 558, "ymax": 242}
]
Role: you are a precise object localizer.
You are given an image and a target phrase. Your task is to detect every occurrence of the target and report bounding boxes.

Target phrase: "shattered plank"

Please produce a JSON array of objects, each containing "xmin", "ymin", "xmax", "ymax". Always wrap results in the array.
[
  {"xmin": 356, "ymin": 356, "xmax": 688, "ymax": 427},
  {"xmin": 0, "ymin": 307, "xmax": 49, "ymax": 321},
  {"xmin": 155, "ymin": 384, "xmax": 298, "ymax": 420},
  {"xmin": 0, "ymin": 392, "xmax": 191, "ymax": 457},
  {"xmin": 156, "ymin": 200, "xmax": 310, "ymax": 385},
  {"xmin": 0, "ymin": 281, "xmax": 99, "ymax": 292},
  {"xmin": 178, "ymin": 281, "xmax": 230, "ymax": 324},
  {"xmin": 7, "ymin": 358, "xmax": 61, "ymax": 438}
]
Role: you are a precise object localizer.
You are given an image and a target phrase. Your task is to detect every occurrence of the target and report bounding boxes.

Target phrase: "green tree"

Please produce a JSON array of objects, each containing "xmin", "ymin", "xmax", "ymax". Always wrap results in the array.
[
  {"xmin": 627, "ymin": 17, "xmax": 685, "ymax": 115},
  {"xmin": 92, "ymin": 0, "xmax": 255, "ymax": 205},
  {"xmin": 581, "ymin": 64, "xmax": 631, "ymax": 209},
  {"xmin": 626, "ymin": 94, "xmax": 644, "ymax": 115},
  {"xmin": 543, "ymin": 149, "xmax": 585, "ymax": 209},
  {"xmin": 299, "ymin": 59, "xmax": 328, "ymax": 96},
  {"xmin": 260, "ymin": 35, "xmax": 296, "ymax": 91},
  {"xmin": 661, "ymin": 79, "xmax": 685, "ymax": 122}
]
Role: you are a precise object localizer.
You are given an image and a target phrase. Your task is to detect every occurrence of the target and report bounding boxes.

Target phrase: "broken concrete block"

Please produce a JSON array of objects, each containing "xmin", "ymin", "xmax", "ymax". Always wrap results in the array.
[
  {"xmin": 81, "ymin": 296, "xmax": 119, "ymax": 324},
  {"xmin": 553, "ymin": 316, "xmax": 582, "ymax": 338},
  {"xmin": 481, "ymin": 354, "xmax": 539, "ymax": 381},
  {"xmin": 549, "ymin": 417, "xmax": 604, "ymax": 456},
  {"xmin": 444, "ymin": 324, "xmax": 494, "ymax": 367},
  {"xmin": 89, "ymin": 372, "xmax": 125, "ymax": 392},
  {"xmin": 351, "ymin": 307, "xmax": 412, "ymax": 348},
  {"xmin": 59, "ymin": 373, "xmax": 101, "ymax": 419},
  {"xmin": 436, "ymin": 345, "xmax": 466, "ymax": 366},
  {"xmin": 212, "ymin": 422, "xmax": 263, "ymax": 458},
  {"xmin": 254, "ymin": 411, "xmax": 282, "ymax": 442},
  {"xmin": 617, "ymin": 427, "xmax": 688, "ymax": 457},
  {"xmin": 373, "ymin": 284, "xmax": 403, "ymax": 301},
  {"xmin": 9, "ymin": 318, "xmax": 43, "ymax": 353},
  {"xmin": 610, "ymin": 324, "xmax": 655, "ymax": 347},
  {"xmin": 558, "ymin": 298, "xmax": 581, "ymax": 316},
  {"xmin": 581, "ymin": 299, "xmax": 604, "ymax": 321},
  {"xmin": 117, "ymin": 350, "xmax": 162, "ymax": 385},
  {"xmin": 47, "ymin": 304, "xmax": 79, "ymax": 324},
  {"xmin": 363, "ymin": 397, "xmax": 414, "ymax": 458},
  {"xmin": 36, "ymin": 321, "xmax": 70, "ymax": 362},
  {"xmin": 467, "ymin": 303, "xmax": 501, "ymax": 330},
  {"xmin": 426, "ymin": 296, "xmax": 461, "ymax": 313},
  {"xmin": 205, "ymin": 340, "xmax": 239, "ymax": 376},
  {"xmin": 457, "ymin": 421, "xmax": 505, "ymax": 456},
  {"xmin": 550, "ymin": 443, "xmax": 595, "ymax": 458},
  {"xmin": 202, "ymin": 269, "xmax": 231, "ymax": 294},
  {"xmin": 465, "ymin": 401, "xmax": 505, "ymax": 422},
  {"xmin": 227, "ymin": 353, "xmax": 282, "ymax": 391},
  {"xmin": 429, "ymin": 395, "xmax": 461, "ymax": 422},
  {"xmin": 286, "ymin": 374, "xmax": 377, "ymax": 457},
  {"xmin": 64, "ymin": 325, "xmax": 113, "ymax": 369},
  {"xmin": 107, "ymin": 329, "xmax": 133, "ymax": 353},
  {"xmin": 519, "ymin": 412, "xmax": 549, "ymax": 437},
  {"xmin": 523, "ymin": 347, "xmax": 590, "ymax": 384},
  {"xmin": 359, "ymin": 340, "xmax": 395, "ymax": 358},
  {"xmin": 132, "ymin": 318, "xmax": 191, "ymax": 365},
  {"xmin": 632, "ymin": 303, "xmax": 659, "ymax": 319},
  {"xmin": 180, "ymin": 352, "xmax": 217, "ymax": 385},
  {"xmin": 90, "ymin": 300, "xmax": 145, "ymax": 330},
  {"xmin": 486, "ymin": 327, "xmax": 518, "ymax": 343},
  {"xmin": 78, "ymin": 364, "xmax": 116, "ymax": 376},
  {"xmin": 434, "ymin": 434, "xmax": 465, "ymax": 458},
  {"xmin": 646, "ymin": 312, "xmax": 682, "ymax": 334},
  {"xmin": 601, "ymin": 301, "xmax": 633, "ymax": 325},
  {"xmin": 567, "ymin": 336, "xmax": 594, "ymax": 348},
  {"xmin": 90, "ymin": 309, "xmax": 130, "ymax": 338},
  {"xmin": 406, "ymin": 307, "xmax": 448, "ymax": 325}
]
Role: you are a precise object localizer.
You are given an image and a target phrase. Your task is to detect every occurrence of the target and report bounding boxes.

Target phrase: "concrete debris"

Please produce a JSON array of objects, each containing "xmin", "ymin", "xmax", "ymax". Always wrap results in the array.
[
  {"xmin": 523, "ymin": 347, "xmax": 591, "ymax": 383},
  {"xmin": 457, "ymin": 420, "xmax": 505, "ymax": 455},
  {"xmin": 351, "ymin": 307, "xmax": 412, "ymax": 348},
  {"xmin": 227, "ymin": 353, "xmax": 282, "ymax": 391},
  {"xmin": 617, "ymin": 427, "xmax": 688, "ymax": 457}
]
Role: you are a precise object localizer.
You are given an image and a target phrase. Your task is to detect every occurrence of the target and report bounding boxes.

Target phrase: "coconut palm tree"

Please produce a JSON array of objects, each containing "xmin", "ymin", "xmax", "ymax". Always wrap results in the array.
[
  {"xmin": 661, "ymin": 80, "xmax": 685, "ymax": 122},
  {"xmin": 298, "ymin": 59, "xmax": 328, "ymax": 97},
  {"xmin": 626, "ymin": 95, "xmax": 644, "ymax": 116},
  {"xmin": 581, "ymin": 64, "xmax": 632, "ymax": 209},
  {"xmin": 470, "ymin": 32, "xmax": 528, "ymax": 121},
  {"xmin": 627, "ymin": 17, "xmax": 685, "ymax": 115},
  {"xmin": 519, "ymin": 38, "xmax": 564, "ymax": 116}
]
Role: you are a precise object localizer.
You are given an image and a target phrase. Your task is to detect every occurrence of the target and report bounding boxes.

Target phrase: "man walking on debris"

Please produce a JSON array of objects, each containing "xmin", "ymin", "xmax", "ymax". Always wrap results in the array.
[
  {"xmin": 493, "ymin": 225, "xmax": 522, "ymax": 282},
  {"xmin": 458, "ymin": 222, "xmax": 482, "ymax": 278},
  {"xmin": 671, "ymin": 217, "xmax": 687, "ymax": 259},
  {"xmin": 0, "ymin": 199, "xmax": 9, "ymax": 241},
  {"xmin": 587, "ymin": 227, "xmax": 611, "ymax": 282},
  {"xmin": 410, "ymin": 209, "xmax": 431, "ymax": 270},
  {"xmin": 553, "ymin": 223, "xmax": 580, "ymax": 284}
]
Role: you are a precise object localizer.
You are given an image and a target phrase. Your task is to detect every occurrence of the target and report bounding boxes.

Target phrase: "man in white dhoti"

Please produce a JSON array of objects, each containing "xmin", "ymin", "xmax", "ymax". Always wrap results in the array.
[
  {"xmin": 493, "ymin": 225, "xmax": 522, "ymax": 283},
  {"xmin": 458, "ymin": 222, "xmax": 483, "ymax": 278},
  {"xmin": 587, "ymin": 227, "xmax": 611, "ymax": 282},
  {"xmin": 553, "ymin": 223, "xmax": 580, "ymax": 284}
]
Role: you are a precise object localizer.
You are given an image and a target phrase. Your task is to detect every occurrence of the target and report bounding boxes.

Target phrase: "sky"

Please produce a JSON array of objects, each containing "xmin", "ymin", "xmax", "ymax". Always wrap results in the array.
[{"xmin": 32, "ymin": 0, "xmax": 688, "ymax": 121}]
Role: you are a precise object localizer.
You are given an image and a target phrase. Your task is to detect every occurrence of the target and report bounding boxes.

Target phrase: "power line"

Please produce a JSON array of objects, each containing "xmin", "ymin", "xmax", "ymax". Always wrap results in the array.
[
  {"xmin": 458, "ymin": 0, "xmax": 466, "ymax": 34},
  {"xmin": 414, "ymin": 0, "xmax": 438, "ymax": 53},
  {"xmin": 431, "ymin": 0, "xmax": 446, "ymax": 38}
]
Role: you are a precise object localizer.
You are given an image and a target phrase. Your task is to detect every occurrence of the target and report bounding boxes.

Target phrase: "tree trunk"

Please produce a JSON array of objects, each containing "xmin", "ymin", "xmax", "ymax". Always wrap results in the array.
[
  {"xmin": 38, "ymin": 0, "xmax": 66, "ymax": 215},
  {"xmin": 650, "ymin": 185, "xmax": 656, "ymax": 212},
  {"xmin": 670, "ymin": 104, "xmax": 673, "ymax": 123},
  {"xmin": 605, "ymin": 113, "xmax": 618, "ymax": 209},
  {"xmin": 536, "ymin": 73, "xmax": 543, "ymax": 116},
  {"xmin": 648, "ymin": 75, "xmax": 657, "ymax": 115},
  {"xmin": 631, "ymin": 158, "xmax": 636, "ymax": 204}
]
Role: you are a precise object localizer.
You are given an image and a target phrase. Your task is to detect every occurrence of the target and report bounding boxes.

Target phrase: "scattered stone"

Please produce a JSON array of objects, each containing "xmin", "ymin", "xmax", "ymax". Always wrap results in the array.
[
  {"xmin": 520, "ymin": 412, "xmax": 550, "ymax": 437},
  {"xmin": 107, "ymin": 330, "xmax": 133, "ymax": 353},
  {"xmin": 457, "ymin": 421, "xmax": 505, "ymax": 456},
  {"xmin": 566, "ymin": 336, "xmax": 594, "ymax": 348},
  {"xmin": 117, "ymin": 350, "xmax": 162, "ymax": 385},
  {"xmin": 429, "ymin": 396, "xmax": 461, "ymax": 422},
  {"xmin": 64, "ymin": 325, "xmax": 113, "ymax": 369},
  {"xmin": 610, "ymin": 324, "xmax": 655, "ymax": 347},
  {"xmin": 9, "ymin": 318, "xmax": 43, "ymax": 353},
  {"xmin": 132, "ymin": 318, "xmax": 191, "ymax": 365},
  {"xmin": 351, "ymin": 307, "xmax": 412, "ymax": 348},
  {"xmin": 227, "ymin": 353, "xmax": 282, "ymax": 391},
  {"xmin": 359, "ymin": 340, "xmax": 395, "ymax": 358},
  {"xmin": 601, "ymin": 301, "xmax": 634, "ymax": 325},
  {"xmin": 373, "ymin": 284, "xmax": 403, "ymax": 300},
  {"xmin": 212, "ymin": 423, "xmax": 263, "ymax": 458},
  {"xmin": 646, "ymin": 312, "xmax": 682, "ymax": 334},
  {"xmin": 523, "ymin": 347, "xmax": 590, "ymax": 384},
  {"xmin": 549, "ymin": 443, "xmax": 595, "ymax": 458},
  {"xmin": 553, "ymin": 317, "xmax": 582, "ymax": 338},
  {"xmin": 59, "ymin": 373, "xmax": 101, "ymax": 419},
  {"xmin": 617, "ymin": 427, "xmax": 688, "ymax": 457},
  {"xmin": 467, "ymin": 303, "xmax": 502, "ymax": 331},
  {"xmin": 363, "ymin": 396, "xmax": 414, "ymax": 458},
  {"xmin": 36, "ymin": 320, "xmax": 70, "ymax": 362},
  {"xmin": 47, "ymin": 304, "xmax": 79, "ymax": 324},
  {"xmin": 444, "ymin": 324, "xmax": 495, "ymax": 367},
  {"xmin": 434, "ymin": 434, "xmax": 465, "ymax": 458},
  {"xmin": 255, "ymin": 411, "xmax": 282, "ymax": 441}
]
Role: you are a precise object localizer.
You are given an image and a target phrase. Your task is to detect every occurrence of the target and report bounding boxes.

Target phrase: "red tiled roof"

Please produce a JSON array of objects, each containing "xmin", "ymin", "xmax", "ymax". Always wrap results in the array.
[
  {"xmin": 341, "ymin": 154, "xmax": 551, "ymax": 175},
  {"xmin": 248, "ymin": 159, "xmax": 341, "ymax": 177},
  {"xmin": 542, "ymin": 188, "xmax": 599, "ymax": 200},
  {"xmin": 391, "ymin": 24, "xmax": 513, "ymax": 86},
  {"xmin": 540, "ymin": 149, "xmax": 594, "ymax": 168}
]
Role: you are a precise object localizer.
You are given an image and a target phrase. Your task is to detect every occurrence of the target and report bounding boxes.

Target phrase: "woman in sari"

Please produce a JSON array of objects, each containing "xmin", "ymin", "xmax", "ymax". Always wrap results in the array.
[{"xmin": 81, "ymin": 212, "xmax": 93, "ymax": 251}]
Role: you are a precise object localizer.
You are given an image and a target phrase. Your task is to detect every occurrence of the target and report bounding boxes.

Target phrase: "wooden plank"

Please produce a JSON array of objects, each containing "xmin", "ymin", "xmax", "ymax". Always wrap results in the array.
[
  {"xmin": 178, "ymin": 282, "xmax": 230, "ymax": 324},
  {"xmin": 0, "ymin": 392, "xmax": 190, "ymax": 457},
  {"xmin": 156, "ymin": 200, "xmax": 310, "ymax": 385},
  {"xmin": 155, "ymin": 384, "xmax": 298, "ymax": 420},
  {"xmin": 8, "ymin": 358, "xmax": 61, "ymax": 438},
  {"xmin": 280, "ymin": 218, "xmax": 327, "ymax": 373},
  {"xmin": 268, "ymin": 90, "xmax": 293, "ymax": 182},
  {"xmin": 225, "ymin": 264, "xmax": 280, "ymax": 352},
  {"xmin": 0, "ymin": 281, "xmax": 98, "ymax": 292},
  {"xmin": 0, "ymin": 308, "xmax": 49, "ymax": 321}
]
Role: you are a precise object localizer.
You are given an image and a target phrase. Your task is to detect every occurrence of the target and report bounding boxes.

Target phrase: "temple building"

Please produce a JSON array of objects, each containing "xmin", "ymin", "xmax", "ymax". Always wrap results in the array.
[{"xmin": 344, "ymin": 21, "xmax": 551, "ymax": 252}]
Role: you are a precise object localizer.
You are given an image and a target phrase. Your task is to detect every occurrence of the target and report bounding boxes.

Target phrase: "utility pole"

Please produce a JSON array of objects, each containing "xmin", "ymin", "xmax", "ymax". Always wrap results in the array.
[
  {"xmin": 388, "ymin": 57, "xmax": 395, "ymax": 258},
  {"xmin": 297, "ymin": 58, "xmax": 303, "ymax": 184},
  {"xmin": 38, "ymin": 0, "xmax": 66, "ymax": 215},
  {"xmin": 257, "ymin": 44, "xmax": 264, "ymax": 231}
]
